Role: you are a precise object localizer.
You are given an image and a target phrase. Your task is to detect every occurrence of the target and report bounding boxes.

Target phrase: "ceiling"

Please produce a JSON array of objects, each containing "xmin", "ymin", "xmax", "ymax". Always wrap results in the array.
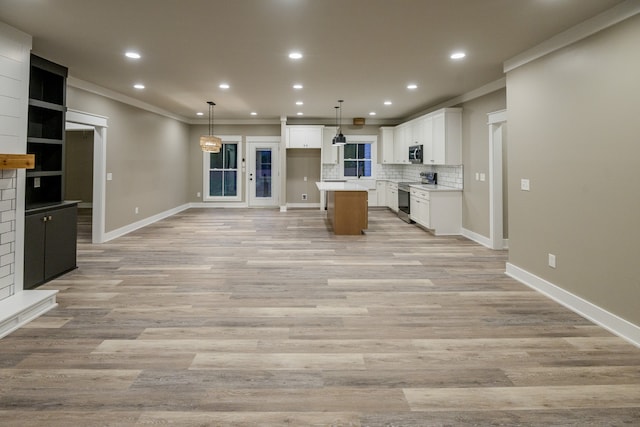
[{"xmin": 0, "ymin": 0, "xmax": 625, "ymax": 123}]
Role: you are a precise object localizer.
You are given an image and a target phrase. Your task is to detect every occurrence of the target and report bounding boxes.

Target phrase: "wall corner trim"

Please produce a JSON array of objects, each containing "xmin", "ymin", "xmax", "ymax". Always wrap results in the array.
[
  {"xmin": 506, "ymin": 262, "xmax": 640, "ymax": 348},
  {"xmin": 504, "ymin": 0, "xmax": 640, "ymax": 73}
]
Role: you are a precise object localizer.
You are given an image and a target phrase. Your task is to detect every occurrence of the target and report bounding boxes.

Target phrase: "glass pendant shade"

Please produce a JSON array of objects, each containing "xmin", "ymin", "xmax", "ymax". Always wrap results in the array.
[
  {"xmin": 200, "ymin": 101, "xmax": 222, "ymax": 153},
  {"xmin": 200, "ymin": 135, "xmax": 222, "ymax": 153}
]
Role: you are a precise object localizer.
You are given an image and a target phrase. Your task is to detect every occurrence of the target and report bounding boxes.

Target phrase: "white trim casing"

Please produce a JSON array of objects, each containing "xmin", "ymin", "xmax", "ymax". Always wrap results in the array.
[
  {"xmin": 202, "ymin": 135, "xmax": 243, "ymax": 203},
  {"xmin": 0, "ymin": 290, "xmax": 58, "ymax": 339},
  {"xmin": 487, "ymin": 109, "xmax": 507, "ymax": 250},
  {"xmin": 65, "ymin": 109, "xmax": 108, "ymax": 244},
  {"xmin": 506, "ymin": 263, "xmax": 640, "ymax": 349}
]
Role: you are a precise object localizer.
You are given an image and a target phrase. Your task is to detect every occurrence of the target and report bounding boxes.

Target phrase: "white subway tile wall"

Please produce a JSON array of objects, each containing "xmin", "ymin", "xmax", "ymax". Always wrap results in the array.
[
  {"xmin": 323, "ymin": 162, "xmax": 463, "ymax": 188},
  {"xmin": 0, "ymin": 169, "xmax": 16, "ymax": 301}
]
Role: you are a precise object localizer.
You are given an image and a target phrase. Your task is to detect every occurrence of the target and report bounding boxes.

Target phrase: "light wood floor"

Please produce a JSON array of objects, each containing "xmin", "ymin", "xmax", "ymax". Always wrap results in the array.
[{"xmin": 1, "ymin": 208, "xmax": 639, "ymax": 426}]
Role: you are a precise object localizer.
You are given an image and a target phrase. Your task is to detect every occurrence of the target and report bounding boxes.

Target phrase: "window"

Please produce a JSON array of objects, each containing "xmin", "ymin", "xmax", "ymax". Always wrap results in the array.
[
  {"xmin": 203, "ymin": 136, "xmax": 242, "ymax": 202},
  {"xmin": 343, "ymin": 143, "xmax": 372, "ymax": 177}
]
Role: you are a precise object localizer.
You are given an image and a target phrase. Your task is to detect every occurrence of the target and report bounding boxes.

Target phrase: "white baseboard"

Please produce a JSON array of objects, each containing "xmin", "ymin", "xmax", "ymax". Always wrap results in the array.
[
  {"xmin": 189, "ymin": 202, "xmax": 249, "ymax": 208},
  {"xmin": 0, "ymin": 290, "xmax": 58, "ymax": 339},
  {"xmin": 461, "ymin": 228, "xmax": 492, "ymax": 248},
  {"xmin": 103, "ymin": 203, "xmax": 191, "ymax": 242},
  {"xmin": 506, "ymin": 262, "xmax": 640, "ymax": 348},
  {"xmin": 461, "ymin": 228, "xmax": 509, "ymax": 250},
  {"xmin": 286, "ymin": 203, "xmax": 320, "ymax": 209}
]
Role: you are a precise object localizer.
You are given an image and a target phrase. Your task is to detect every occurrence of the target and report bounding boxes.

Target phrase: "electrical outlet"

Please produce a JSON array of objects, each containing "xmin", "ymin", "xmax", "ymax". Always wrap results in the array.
[
  {"xmin": 302, "ymin": 194, "xmax": 308, "ymax": 201},
  {"xmin": 34, "ymin": 177, "xmax": 41, "ymax": 188},
  {"xmin": 521, "ymin": 178, "xmax": 530, "ymax": 191},
  {"xmin": 548, "ymin": 253, "xmax": 557, "ymax": 268},
  {"xmin": 303, "ymin": 176, "xmax": 307, "ymax": 182},
  {"xmin": 196, "ymin": 192, "xmax": 201, "ymax": 198},
  {"xmin": 135, "ymin": 207, "xmax": 139, "ymax": 214}
]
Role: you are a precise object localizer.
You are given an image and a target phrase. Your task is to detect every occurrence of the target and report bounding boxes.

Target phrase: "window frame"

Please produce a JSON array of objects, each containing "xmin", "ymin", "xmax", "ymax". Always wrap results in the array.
[
  {"xmin": 202, "ymin": 135, "xmax": 243, "ymax": 202},
  {"xmin": 340, "ymin": 135, "xmax": 377, "ymax": 180}
]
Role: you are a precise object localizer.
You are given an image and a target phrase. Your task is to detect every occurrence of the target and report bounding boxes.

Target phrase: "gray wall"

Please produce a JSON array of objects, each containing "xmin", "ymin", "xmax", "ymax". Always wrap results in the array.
[
  {"xmin": 65, "ymin": 130, "xmax": 93, "ymax": 204},
  {"xmin": 67, "ymin": 87, "xmax": 191, "ymax": 232},
  {"xmin": 507, "ymin": 14, "xmax": 640, "ymax": 325},
  {"xmin": 286, "ymin": 149, "xmax": 321, "ymax": 204},
  {"xmin": 459, "ymin": 89, "xmax": 507, "ymax": 238}
]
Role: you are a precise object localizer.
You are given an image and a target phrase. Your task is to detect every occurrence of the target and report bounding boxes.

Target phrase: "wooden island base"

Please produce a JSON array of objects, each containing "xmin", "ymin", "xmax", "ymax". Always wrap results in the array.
[{"xmin": 326, "ymin": 190, "xmax": 368, "ymax": 235}]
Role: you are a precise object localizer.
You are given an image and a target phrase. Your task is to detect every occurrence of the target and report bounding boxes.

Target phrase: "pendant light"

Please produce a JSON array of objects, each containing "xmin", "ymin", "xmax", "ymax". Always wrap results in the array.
[
  {"xmin": 200, "ymin": 101, "xmax": 222, "ymax": 153},
  {"xmin": 333, "ymin": 99, "xmax": 346, "ymax": 146}
]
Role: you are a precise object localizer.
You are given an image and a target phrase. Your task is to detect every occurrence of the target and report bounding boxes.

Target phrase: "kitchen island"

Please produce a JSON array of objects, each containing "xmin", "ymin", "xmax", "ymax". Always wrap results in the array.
[{"xmin": 316, "ymin": 182, "xmax": 368, "ymax": 235}]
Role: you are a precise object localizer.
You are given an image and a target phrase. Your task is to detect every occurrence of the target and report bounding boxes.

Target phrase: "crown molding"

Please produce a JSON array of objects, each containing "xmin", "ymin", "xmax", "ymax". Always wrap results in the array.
[
  {"xmin": 67, "ymin": 76, "xmax": 191, "ymax": 123},
  {"xmin": 504, "ymin": 0, "xmax": 640, "ymax": 73}
]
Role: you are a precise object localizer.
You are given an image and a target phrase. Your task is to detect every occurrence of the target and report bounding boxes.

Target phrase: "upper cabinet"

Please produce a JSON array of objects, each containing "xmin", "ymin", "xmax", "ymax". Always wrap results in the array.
[
  {"xmin": 425, "ymin": 108, "xmax": 461, "ymax": 165},
  {"xmin": 322, "ymin": 126, "xmax": 338, "ymax": 164},
  {"xmin": 377, "ymin": 127, "xmax": 394, "ymax": 164},
  {"xmin": 26, "ymin": 55, "xmax": 68, "ymax": 210},
  {"xmin": 383, "ymin": 107, "xmax": 462, "ymax": 166},
  {"xmin": 286, "ymin": 125, "xmax": 323, "ymax": 149},
  {"xmin": 392, "ymin": 124, "xmax": 410, "ymax": 164}
]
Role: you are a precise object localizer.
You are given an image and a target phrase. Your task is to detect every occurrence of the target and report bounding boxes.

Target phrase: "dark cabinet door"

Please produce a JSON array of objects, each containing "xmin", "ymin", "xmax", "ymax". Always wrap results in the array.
[
  {"xmin": 24, "ymin": 204, "xmax": 77, "ymax": 289},
  {"xmin": 44, "ymin": 206, "xmax": 77, "ymax": 279},
  {"xmin": 24, "ymin": 214, "xmax": 46, "ymax": 289}
]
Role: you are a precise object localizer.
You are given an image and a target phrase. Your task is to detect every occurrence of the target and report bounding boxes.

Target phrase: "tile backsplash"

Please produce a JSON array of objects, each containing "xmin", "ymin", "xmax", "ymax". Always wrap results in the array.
[{"xmin": 322, "ymin": 163, "xmax": 463, "ymax": 189}]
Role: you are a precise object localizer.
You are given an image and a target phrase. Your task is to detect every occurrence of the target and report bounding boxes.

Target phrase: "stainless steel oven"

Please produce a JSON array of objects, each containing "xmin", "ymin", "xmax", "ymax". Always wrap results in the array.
[{"xmin": 397, "ymin": 182, "xmax": 413, "ymax": 223}]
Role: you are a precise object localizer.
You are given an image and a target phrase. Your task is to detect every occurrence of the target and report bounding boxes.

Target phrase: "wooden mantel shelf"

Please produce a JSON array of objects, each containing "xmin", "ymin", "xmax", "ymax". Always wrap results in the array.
[{"xmin": 0, "ymin": 154, "xmax": 35, "ymax": 169}]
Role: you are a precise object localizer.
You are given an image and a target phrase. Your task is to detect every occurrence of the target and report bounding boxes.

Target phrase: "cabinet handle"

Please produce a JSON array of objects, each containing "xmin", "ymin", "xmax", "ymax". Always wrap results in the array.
[
  {"xmin": 48, "ymin": 216, "xmax": 53, "ymax": 221},
  {"xmin": 42, "ymin": 216, "xmax": 47, "ymax": 222}
]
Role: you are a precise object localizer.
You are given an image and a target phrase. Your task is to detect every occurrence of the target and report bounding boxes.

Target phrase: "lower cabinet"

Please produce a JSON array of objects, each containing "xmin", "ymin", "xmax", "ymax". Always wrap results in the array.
[
  {"xmin": 24, "ymin": 203, "xmax": 78, "ymax": 289},
  {"xmin": 410, "ymin": 188, "xmax": 461, "ymax": 235},
  {"xmin": 387, "ymin": 182, "xmax": 398, "ymax": 212}
]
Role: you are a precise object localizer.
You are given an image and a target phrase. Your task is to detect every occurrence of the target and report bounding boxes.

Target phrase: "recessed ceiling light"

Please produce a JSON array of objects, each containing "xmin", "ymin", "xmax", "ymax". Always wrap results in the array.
[
  {"xmin": 219, "ymin": 83, "xmax": 230, "ymax": 89},
  {"xmin": 133, "ymin": 83, "xmax": 145, "ymax": 89},
  {"xmin": 369, "ymin": 112, "xmax": 376, "ymax": 116},
  {"xmin": 407, "ymin": 84, "xmax": 418, "ymax": 90},
  {"xmin": 450, "ymin": 52, "xmax": 466, "ymax": 59},
  {"xmin": 297, "ymin": 112, "xmax": 304, "ymax": 116},
  {"xmin": 125, "ymin": 51, "xmax": 141, "ymax": 59},
  {"xmin": 289, "ymin": 52, "xmax": 303, "ymax": 59},
  {"xmin": 384, "ymin": 101, "xmax": 392, "ymax": 105},
  {"xmin": 296, "ymin": 101, "xmax": 304, "ymax": 106},
  {"xmin": 196, "ymin": 112, "xmax": 204, "ymax": 116},
  {"xmin": 293, "ymin": 84, "xmax": 303, "ymax": 89},
  {"xmin": 250, "ymin": 112, "xmax": 257, "ymax": 116}
]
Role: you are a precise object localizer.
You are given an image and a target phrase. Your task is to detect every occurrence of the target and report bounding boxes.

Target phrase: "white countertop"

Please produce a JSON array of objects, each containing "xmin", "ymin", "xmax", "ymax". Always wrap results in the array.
[
  {"xmin": 316, "ymin": 182, "xmax": 369, "ymax": 191},
  {"xmin": 409, "ymin": 184, "xmax": 462, "ymax": 192}
]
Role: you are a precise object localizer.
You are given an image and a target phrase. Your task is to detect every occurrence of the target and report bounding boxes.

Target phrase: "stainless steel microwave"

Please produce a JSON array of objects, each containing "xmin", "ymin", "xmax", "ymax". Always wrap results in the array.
[{"xmin": 409, "ymin": 145, "xmax": 423, "ymax": 164}]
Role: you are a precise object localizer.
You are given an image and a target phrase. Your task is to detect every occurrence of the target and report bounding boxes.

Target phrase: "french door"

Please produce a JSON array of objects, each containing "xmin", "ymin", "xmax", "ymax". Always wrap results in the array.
[{"xmin": 247, "ymin": 140, "xmax": 279, "ymax": 207}]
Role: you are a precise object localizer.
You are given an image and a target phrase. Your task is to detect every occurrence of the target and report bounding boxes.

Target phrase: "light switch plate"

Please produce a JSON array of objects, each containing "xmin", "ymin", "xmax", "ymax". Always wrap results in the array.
[
  {"xmin": 480, "ymin": 173, "xmax": 486, "ymax": 182},
  {"xmin": 521, "ymin": 178, "xmax": 530, "ymax": 191},
  {"xmin": 107, "ymin": 173, "xmax": 113, "ymax": 181}
]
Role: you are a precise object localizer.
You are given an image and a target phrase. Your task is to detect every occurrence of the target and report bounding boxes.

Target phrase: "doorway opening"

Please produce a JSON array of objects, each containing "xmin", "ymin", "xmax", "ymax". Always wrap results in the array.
[
  {"xmin": 488, "ymin": 109, "xmax": 508, "ymax": 250},
  {"xmin": 65, "ymin": 109, "xmax": 107, "ymax": 243}
]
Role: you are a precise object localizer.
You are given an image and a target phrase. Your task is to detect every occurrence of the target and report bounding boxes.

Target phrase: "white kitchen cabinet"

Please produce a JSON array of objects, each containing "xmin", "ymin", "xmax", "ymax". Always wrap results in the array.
[
  {"xmin": 376, "ymin": 181, "xmax": 387, "ymax": 206},
  {"xmin": 409, "ymin": 188, "xmax": 430, "ymax": 228},
  {"xmin": 424, "ymin": 108, "xmax": 462, "ymax": 165},
  {"xmin": 387, "ymin": 182, "xmax": 398, "ymax": 212},
  {"xmin": 286, "ymin": 125, "xmax": 323, "ymax": 149},
  {"xmin": 322, "ymin": 126, "xmax": 338, "ymax": 164},
  {"xmin": 410, "ymin": 187, "xmax": 461, "ymax": 235},
  {"xmin": 393, "ymin": 124, "xmax": 410, "ymax": 164},
  {"xmin": 377, "ymin": 127, "xmax": 395, "ymax": 164}
]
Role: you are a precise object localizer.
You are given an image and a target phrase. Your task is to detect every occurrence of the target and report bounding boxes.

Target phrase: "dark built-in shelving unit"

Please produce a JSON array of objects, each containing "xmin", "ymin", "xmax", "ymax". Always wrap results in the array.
[{"xmin": 24, "ymin": 55, "xmax": 77, "ymax": 289}]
